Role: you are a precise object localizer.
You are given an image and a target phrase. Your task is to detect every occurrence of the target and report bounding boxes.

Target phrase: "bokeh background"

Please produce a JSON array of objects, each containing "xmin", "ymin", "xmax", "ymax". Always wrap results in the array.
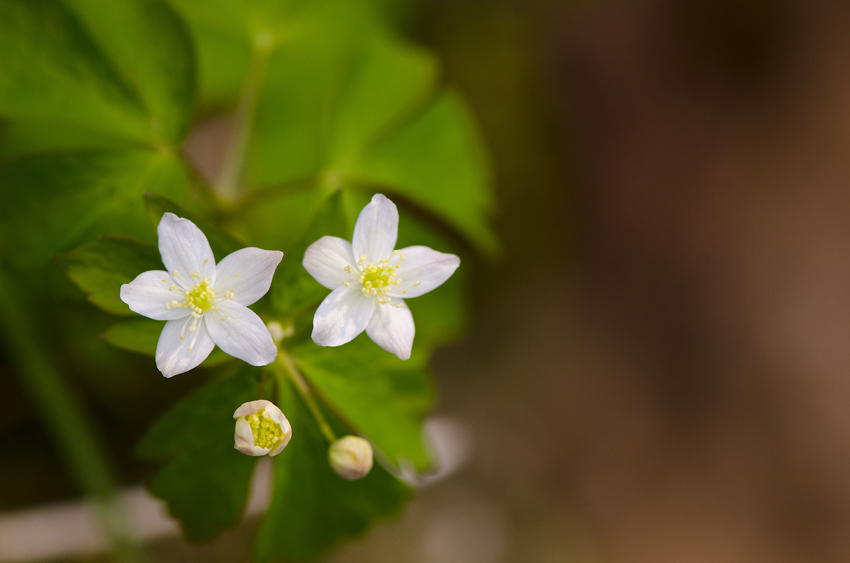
[{"xmin": 5, "ymin": 0, "xmax": 850, "ymax": 561}]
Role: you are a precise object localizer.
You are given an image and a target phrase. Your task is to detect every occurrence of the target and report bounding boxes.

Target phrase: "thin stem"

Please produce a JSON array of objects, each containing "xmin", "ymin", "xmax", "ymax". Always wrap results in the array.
[
  {"xmin": 276, "ymin": 352, "xmax": 337, "ymax": 443},
  {"xmin": 216, "ymin": 31, "xmax": 275, "ymax": 202},
  {"xmin": 0, "ymin": 269, "xmax": 147, "ymax": 563},
  {"xmin": 259, "ymin": 366, "xmax": 268, "ymax": 399}
]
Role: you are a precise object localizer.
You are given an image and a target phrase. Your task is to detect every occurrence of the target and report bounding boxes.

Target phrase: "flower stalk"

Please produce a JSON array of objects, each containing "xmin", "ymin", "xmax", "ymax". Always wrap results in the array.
[
  {"xmin": 216, "ymin": 30, "xmax": 275, "ymax": 202},
  {"xmin": 276, "ymin": 352, "xmax": 337, "ymax": 444}
]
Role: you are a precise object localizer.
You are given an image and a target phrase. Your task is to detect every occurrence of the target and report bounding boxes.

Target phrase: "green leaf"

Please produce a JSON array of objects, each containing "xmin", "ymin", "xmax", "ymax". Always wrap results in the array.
[
  {"xmin": 55, "ymin": 236, "xmax": 161, "ymax": 315},
  {"xmin": 251, "ymin": 24, "xmax": 436, "ymax": 189},
  {"xmin": 144, "ymin": 192, "xmax": 245, "ymax": 259},
  {"xmin": 0, "ymin": 119, "xmax": 122, "ymax": 159},
  {"xmin": 136, "ymin": 369, "xmax": 260, "ymax": 540},
  {"xmin": 172, "ymin": 0, "xmax": 495, "ymax": 255},
  {"xmin": 349, "ymin": 91, "xmax": 497, "ymax": 256},
  {"xmin": 137, "ymin": 368, "xmax": 257, "ymax": 458},
  {"xmin": 167, "ymin": 0, "xmax": 327, "ymax": 112},
  {"xmin": 169, "ymin": 0, "xmax": 310, "ymax": 40},
  {"xmin": 326, "ymin": 35, "xmax": 438, "ymax": 168},
  {"xmin": 268, "ymin": 190, "xmax": 354, "ymax": 319},
  {"xmin": 103, "ymin": 317, "xmax": 232, "ymax": 367},
  {"xmin": 289, "ymin": 335, "xmax": 434, "ymax": 470},
  {"xmin": 222, "ymin": 184, "xmax": 330, "ymax": 258},
  {"xmin": 182, "ymin": 21, "xmax": 251, "ymax": 109},
  {"xmin": 149, "ymin": 446, "xmax": 256, "ymax": 541},
  {"xmin": 0, "ymin": 149, "xmax": 188, "ymax": 269},
  {"xmin": 67, "ymin": 0, "xmax": 197, "ymax": 145},
  {"xmin": 255, "ymin": 376, "xmax": 410, "ymax": 562},
  {"xmin": 103, "ymin": 317, "xmax": 162, "ymax": 353},
  {"xmin": 0, "ymin": 0, "xmax": 149, "ymax": 144}
]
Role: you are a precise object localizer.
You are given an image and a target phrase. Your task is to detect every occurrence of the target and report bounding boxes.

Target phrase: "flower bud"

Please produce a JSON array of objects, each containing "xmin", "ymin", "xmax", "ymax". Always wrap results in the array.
[
  {"xmin": 266, "ymin": 321, "xmax": 293, "ymax": 346},
  {"xmin": 328, "ymin": 436, "xmax": 373, "ymax": 480},
  {"xmin": 234, "ymin": 400, "xmax": 292, "ymax": 457}
]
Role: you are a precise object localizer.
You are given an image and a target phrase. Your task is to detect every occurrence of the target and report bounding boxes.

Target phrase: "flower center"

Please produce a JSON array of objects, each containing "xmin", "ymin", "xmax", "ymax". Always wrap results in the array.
[
  {"xmin": 354, "ymin": 254, "xmax": 401, "ymax": 304},
  {"xmin": 184, "ymin": 278, "xmax": 216, "ymax": 314},
  {"xmin": 361, "ymin": 263, "xmax": 395, "ymax": 289},
  {"xmin": 341, "ymin": 251, "xmax": 421, "ymax": 306},
  {"xmin": 247, "ymin": 408, "xmax": 286, "ymax": 450}
]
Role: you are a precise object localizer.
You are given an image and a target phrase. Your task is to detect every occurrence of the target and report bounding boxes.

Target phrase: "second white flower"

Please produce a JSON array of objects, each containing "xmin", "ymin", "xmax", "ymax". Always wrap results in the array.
[{"xmin": 303, "ymin": 194, "xmax": 460, "ymax": 360}]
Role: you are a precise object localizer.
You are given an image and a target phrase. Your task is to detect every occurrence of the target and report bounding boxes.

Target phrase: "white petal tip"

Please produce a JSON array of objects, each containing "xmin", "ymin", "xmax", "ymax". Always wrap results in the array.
[
  {"xmin": 159, "ymin": 367, "xmax": 179, "ymax": 378},
  {"xmin": 310, "ymin": 333, "xmax": 348, "ymax": 348},
  {"xmin": 235, "ymin": 445, "xmax": 272, "ymax": 457},
  {"xmin": 249, "ymin": 351, "xmax": 278, "ymax": 366}
]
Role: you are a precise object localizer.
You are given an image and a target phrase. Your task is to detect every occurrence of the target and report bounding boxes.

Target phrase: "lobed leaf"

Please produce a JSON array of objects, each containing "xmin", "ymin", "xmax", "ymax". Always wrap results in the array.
[
  {"xmin": 173, "ymin": 0, "xmax": 496, "ymax": 255},
  {"xmin": 55, "ymin": 236, "xmax": 161, "ymax": 315},
  {"xmin": 251, "ymin": 24, "xmax": 437, "ymax": 189},
  {"xmin": 0, "ymin": 0, "xmax": 149, "ymax": 144},
  {"xmin": 67, "ymin": 0, "xmax": 197, "ymax": 145},
  {"xmin": 0, "ymin": 149, "xmax": 188, "ymax": 269},
  {"xmin": 348, "ymin": 91, "xmax": 497, "ymax": 256},
  {"xmin": 268, "ymin": 190, "xmax": 354, "ymax": 319},
  {"xmin": 148, "ymin": 443, "xmax": 256, "ymax": 541},
  {"xmin": 136, "ymin": 369, "xmax": 260, "ymax": 540},
  {"xmin": 289, "ymin": 336, "xmax": 434, "ymax": 470},
  {"xmin": 103, "ymin": 317, "xmax": 231, "ymax": 367},
  {"xmin": 0, "ymin": 0, "xmax": 196, "ymax": 150}
]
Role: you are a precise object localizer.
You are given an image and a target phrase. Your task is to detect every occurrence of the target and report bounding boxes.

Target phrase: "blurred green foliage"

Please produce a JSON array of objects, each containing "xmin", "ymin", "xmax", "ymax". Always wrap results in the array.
[{"xmin": 0, "ymin": 0, "xmax": 494, "ymax": 560}]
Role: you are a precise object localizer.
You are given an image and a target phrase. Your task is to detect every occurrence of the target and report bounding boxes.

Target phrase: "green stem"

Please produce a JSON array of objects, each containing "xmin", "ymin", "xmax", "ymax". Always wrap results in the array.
[
  {"xmin": 216, "ymin": 31, "xmax": 275, "ymax": 202},
  {"xmin": 0, "ymin": 269, "xmax": 146, "ymax": 563},
  {"xmin": 276, "ymin": 352, "xmax": 337, "ymax": 443}
]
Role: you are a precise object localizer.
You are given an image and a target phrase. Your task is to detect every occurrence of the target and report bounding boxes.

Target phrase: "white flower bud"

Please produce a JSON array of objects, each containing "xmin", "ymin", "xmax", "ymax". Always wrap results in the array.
[
  {"xmin": 328, "ymin": 436, "xmax": 373, "ymax": 480},
  {"xmin": 234, "ymin": 400, "xmax": 292, "ymax": 457},
  {"xmin": 266, "ymin": 321, "xmax": 289, "ymax": 346}
]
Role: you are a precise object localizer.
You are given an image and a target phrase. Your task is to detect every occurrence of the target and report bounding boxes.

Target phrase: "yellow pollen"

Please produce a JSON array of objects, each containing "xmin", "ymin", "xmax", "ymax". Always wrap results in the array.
[
  {"xmin": 182, "ymin": 277, "xmax": 215, "ymax": 313},
  {"xmin": 345, "ymin": 250, "xmax": 420, "ymax": 305},
  {"xmin": 247, "ymin": 409, "xmax": 285, "ymax": 449}
]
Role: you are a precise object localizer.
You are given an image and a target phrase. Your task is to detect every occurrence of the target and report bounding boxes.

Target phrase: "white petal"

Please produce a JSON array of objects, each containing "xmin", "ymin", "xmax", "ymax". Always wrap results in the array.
[
  {"xmin": 157, "ymin": 212, "xmax": 217, "ymax": 285},
  {"xmin": 303, "ymin": 236, "xmax": 356, "ymax": 289},
  {"xmin": 236, "ymin": 443, "xmax": 272, "ymax": 457},
  {"xmin": 120, "ymin": 271, "xmax": 192, "ymax": 321},
  {"xmin": 234, "ymin": 399, "xmax": 275, "ymax": 418},
  {"xmin": 234, "ymin": 417, "xmax": 255, "ymax": 449},
  {"xmin": 268, "ymin": 408, "xmax": 293, "ymax": 456},
  {"xmin": 365, "ymin": 301, "xmax": 415, "ymax": 360},
  {"xmin": 390, "ymin": 246, "xmax": 460, "ymax": 299},
  {"xmin": 269, "ymin": 439, "xmax": 290, "ymax": 456},
  {"xmin": 215, "ymin": 248, "xmax": 283, "ymax": 306},
  {"xmin": 205, "ymin": 301, "xmax": 277, "ymax": 366},
  {"xmin": 155, "ymin": 317, "xmax": 216, "ymax": 378},
  {"xmin": 312, "ymin": 286, "xmax": 375, "ymax": 347},
  {"xmin": 352, "ymin": 194, "xmax": 398, "ymax": 262}
]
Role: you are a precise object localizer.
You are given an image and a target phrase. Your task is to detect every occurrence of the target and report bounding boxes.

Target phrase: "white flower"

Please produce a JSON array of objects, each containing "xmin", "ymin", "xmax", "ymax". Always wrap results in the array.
[
  {"xmin": 233, "ymin": 400, "xmax": 292, "ymax": 456},
  {"xmin": 328, "ymin": 436, "xmax": 373, "ymax": 480},
  {"xmin": 120, "ymin": 213, "xmax": 282, "ymax": 377},
  {"xmin": 303, "ymin": 194, "xmax": 460, "ymax": 360}
]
